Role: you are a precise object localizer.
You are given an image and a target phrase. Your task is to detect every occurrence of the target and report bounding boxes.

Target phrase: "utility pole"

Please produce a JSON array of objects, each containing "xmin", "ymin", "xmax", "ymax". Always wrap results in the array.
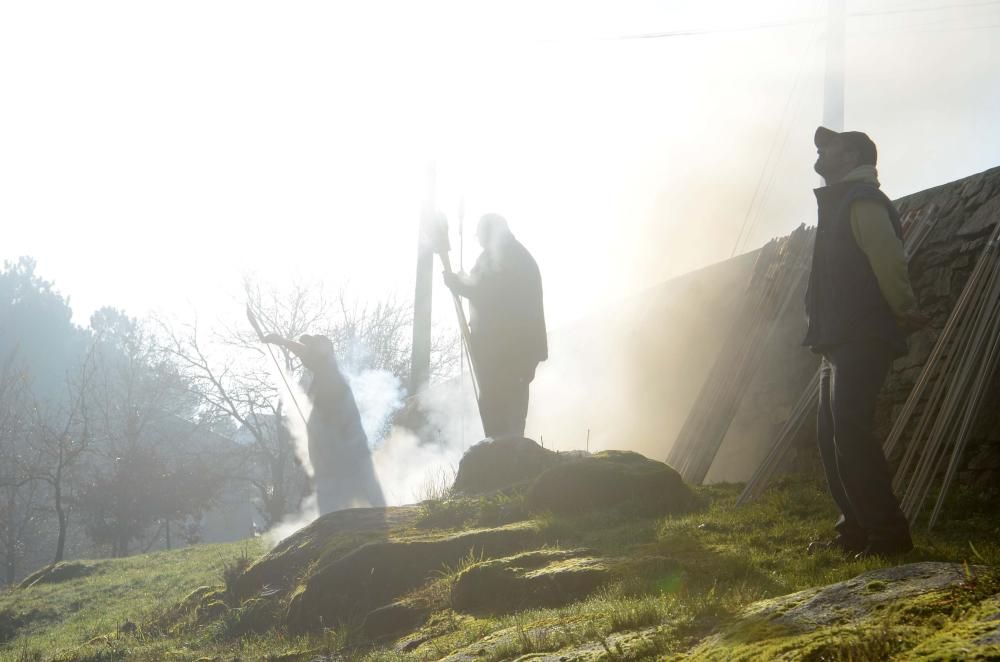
[
  {"xmin": 822, "ymin": 0, "xmax": 846, "ymax": 131},
  {"xmin": 409, "ymin": 162, "xmax": 435, "ymax": 396},
  {"xmin": 458, "ymin": 196, "xmax": 466, "ymax": 448}
]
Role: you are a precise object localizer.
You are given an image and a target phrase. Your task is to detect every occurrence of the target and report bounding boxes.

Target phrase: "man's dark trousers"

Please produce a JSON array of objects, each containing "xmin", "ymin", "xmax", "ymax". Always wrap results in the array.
[
  {"xmin": 817, "ymin": 341, "xmax": 908, "ymax": 543},
  {"xmin": 476, "ymin": 360, "xmax": 531, "ymax": 439}
]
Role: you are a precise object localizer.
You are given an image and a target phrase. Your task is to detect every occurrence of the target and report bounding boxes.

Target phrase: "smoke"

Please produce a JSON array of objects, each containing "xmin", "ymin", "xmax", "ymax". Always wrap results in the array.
[
  {"xmin": 265, "ymin": 353, "xmax": 479, "ymax": 546},
  {"xmin": 525, "ymin": 253, "xmax": 760, "ymax": 464},
  {"xmin": 373, "ymin": 426, "xmax": 464, "ymax": 505},
  {"xmin": 346, "ymin": 367, "xmax": 404, "ymax": 447},
  {"xmin": 361, "ymin": 373, "xmax": 476, "ymax": 506},
  {"xmin": 265, "ymin": 360, "xmax": 314, "ymax": 477},
  {"xmin": 265, "ymin": 493, "xmax": 318, "ymax": 547}
]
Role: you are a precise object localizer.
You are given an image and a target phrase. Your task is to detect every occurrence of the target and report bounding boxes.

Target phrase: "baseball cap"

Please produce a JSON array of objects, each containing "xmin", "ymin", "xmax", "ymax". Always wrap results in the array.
[{"xmin": 815, "ymin": 126, "xmax": 878, "ymax": 166}]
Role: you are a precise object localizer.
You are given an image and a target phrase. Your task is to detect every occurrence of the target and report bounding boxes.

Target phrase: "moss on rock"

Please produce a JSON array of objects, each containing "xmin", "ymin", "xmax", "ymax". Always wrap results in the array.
[
  {"xmin": 233, "ymin": 504, "xmax": 421, "ymax": 601},
  {"xmin": 285, "ymin": 522, "xmax": 542, "ymax": 633},
  {"xmin": 451, "ymin": 549, "xmax": 609, "ymax": 614},
  {"xmin": 452, "ymin": 437, "xmax": 559, "ymax": 496},
  {"xmin": 688, "ymin": 562, "xmax": 1000, "ymax": 660},
  {"xmin": 18, "ymin": 561, "xmax": 101, "ymax": 589},
  {"xmin": 526, "ymin": 450, "xmax": 698, "ymax": 517},
  {"xmin": 362, "ymin": 599, "xmax": 431, "ymax": 641}
]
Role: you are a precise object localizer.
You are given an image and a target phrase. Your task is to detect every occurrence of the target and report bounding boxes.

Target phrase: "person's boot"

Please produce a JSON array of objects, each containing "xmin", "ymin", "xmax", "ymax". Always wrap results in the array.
[{"xmin": 853, "ymin": 525, "xmax": 913, "ymax": 559}]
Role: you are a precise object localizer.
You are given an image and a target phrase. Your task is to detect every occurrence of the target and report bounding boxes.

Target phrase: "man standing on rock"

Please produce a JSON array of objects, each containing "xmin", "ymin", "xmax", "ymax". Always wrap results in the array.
[
  {"xmin": 805, "ymin": 126, "xmax": 928, "ymax": 559},
  {"xmin": 442, "ymin": 214, "xmax": 547, "ymax": 440}
]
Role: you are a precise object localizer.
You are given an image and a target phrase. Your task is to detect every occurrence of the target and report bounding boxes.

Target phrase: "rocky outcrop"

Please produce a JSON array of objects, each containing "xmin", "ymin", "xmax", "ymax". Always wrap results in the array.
[
  {"xmin": 436, "ymin": 562, "xmax": 1000, "ymax": 661},
  {"xmin": 451, "ymin": 437, "xmax": 559, "ymax": 495},
  {"xmin": 223, "ymin": 447, "xmax": 698, "ymax": 638},
  {"xmin": 527, "ymin": 450, "xmax": 699, "ymax": 516},
  {"xmin": 688, "ymin": 562, "xmax": 1000, "ymax": 660},
  {"xmin": 18, "ymin": 561, "xmax": 101, "ymax": 589},
  {"xmin": 451, "ymin": 549, "xmax": 608, "ymax": 614},
  {"xmin": 285, "ymin": 522, "xmax": 542, "ymax": 632},
  {"xmin": 361, "ymin": 599, "xmax": 432, "ymax": 642},
  {"xmin": 234, "ymin": 505, "xmax": 421, "ymax": 600}
]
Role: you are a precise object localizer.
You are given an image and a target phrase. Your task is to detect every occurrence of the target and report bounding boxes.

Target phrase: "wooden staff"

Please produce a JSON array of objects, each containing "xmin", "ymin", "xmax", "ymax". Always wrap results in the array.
[
  {"xmin": 246, "ymin": 305, "xmax": 308, "ymax": 427},
  {"xmin": 427, "ymin": 215, "xmax": 481, "ymax": 405}
]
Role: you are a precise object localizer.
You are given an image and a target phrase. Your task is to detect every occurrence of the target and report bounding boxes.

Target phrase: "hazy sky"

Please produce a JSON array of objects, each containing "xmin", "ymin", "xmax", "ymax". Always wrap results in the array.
[{"xmin": 2, "ymin": 0, "xmax": 998, "ymax": 333}]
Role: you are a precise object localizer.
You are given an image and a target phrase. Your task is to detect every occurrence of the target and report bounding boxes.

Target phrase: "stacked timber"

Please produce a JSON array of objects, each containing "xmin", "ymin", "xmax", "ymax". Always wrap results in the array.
[
  {"xmin": 887, "ymin": 219, "xmax": 1000, "ymax": 528},
  {"xmin": 666, "ymin": 224, "xmax": 814, "ymax": 485}
]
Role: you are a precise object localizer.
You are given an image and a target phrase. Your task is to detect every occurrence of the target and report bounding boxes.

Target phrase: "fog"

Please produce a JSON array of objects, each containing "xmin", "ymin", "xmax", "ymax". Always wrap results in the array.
[{"xmin": 2, "ymin": 1, "xmax": 998, "ymax": 506}]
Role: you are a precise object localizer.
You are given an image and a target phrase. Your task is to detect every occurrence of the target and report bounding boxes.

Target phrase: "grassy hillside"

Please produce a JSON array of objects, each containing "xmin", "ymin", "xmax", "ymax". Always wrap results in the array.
[
  {"xmin": 0, "ymin": 539, "xmax": 266, "ymax": 661},
  {"xmin": 2, "ymin": 476, "xmax": 998, "ymax": 661}
]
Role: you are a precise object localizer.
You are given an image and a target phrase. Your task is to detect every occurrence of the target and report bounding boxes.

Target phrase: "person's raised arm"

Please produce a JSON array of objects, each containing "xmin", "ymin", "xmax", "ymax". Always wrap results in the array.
[{"xmin": 262, "ymin": 334, "xmax": 309, "ymax": 358}]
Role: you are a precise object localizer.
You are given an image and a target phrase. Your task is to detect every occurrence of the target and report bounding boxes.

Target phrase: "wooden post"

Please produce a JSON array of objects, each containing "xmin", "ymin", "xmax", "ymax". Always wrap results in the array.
[
  {"xmin": 823, "ymin": 0, "xmax": 846, "ymax": 131},
  {"xmin": 409, "ymin": 162, "xmax": 436, "ymax": 396}
]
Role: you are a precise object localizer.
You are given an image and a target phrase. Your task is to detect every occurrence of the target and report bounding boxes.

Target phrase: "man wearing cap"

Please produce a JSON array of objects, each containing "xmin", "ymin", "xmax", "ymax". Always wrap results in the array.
[
  {"xmin": 442, "ymin": 214, "xmax": 547, "ymax": 440},
  {"xmin": 806, "ymin": 126, "xmax": 927, "ymax": 558}
]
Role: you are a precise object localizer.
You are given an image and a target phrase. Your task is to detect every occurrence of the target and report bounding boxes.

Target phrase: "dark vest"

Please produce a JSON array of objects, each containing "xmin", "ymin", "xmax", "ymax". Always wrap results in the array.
[{"xmin": 803, "ymin": 180, "xmax": 906, "ymax": 356}]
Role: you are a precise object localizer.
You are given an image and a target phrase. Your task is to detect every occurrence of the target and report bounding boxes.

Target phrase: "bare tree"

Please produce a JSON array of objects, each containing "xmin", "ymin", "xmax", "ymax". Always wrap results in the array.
[
  {"xmin": 0, "ymin": 350, "xmax": 42, "ymax": 585},
  {"xmin": 29, "ymin": 346, "xmax": 96, "ymax": 564},
  {"xmin": 240, "ymin": 277, "xmax": 459, "ymax": 383},
  {"xmin": 76, "ymin": 309, "xmax": 206, "ymax": 557},
  {"xmin": 163, "ymin": 277, "xmax": 459, "ymax": 530},
  {"xmin": 162, "ymin": 280, "xmax": 322, "ymax": 529}
]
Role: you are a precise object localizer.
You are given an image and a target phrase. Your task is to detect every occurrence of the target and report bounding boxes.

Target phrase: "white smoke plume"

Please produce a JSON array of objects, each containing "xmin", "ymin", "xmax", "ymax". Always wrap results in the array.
[
  {"xmin": 266, "ymin": 357, "xmax": 479, "ymax": 546},
  {"xmin": 265, "ymin": 493, "xmax": 319, "ymax": 546},
  {"xmin": 265, "ymin": 360, "xmax": 313, "ymax": 477}
]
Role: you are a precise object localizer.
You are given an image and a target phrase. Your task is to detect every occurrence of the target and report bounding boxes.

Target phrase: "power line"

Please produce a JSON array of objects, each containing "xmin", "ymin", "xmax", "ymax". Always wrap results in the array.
[
  {"xmin": 608, "ymin": 16, "xmax": 816, "ymax": 41},
  {"xmin": 601, "ymin": 1, "xmax": 1000, "ymax": 42},
  {"xmin": 852, "ymin": 0, "xmax": 1000, "ymax": 17}
]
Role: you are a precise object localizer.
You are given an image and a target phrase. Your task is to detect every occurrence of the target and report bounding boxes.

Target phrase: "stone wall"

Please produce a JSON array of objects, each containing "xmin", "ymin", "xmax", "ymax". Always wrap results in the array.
[{"xmin": 878, "ymin": 166, "xmax": 1000, "ymax": 484}]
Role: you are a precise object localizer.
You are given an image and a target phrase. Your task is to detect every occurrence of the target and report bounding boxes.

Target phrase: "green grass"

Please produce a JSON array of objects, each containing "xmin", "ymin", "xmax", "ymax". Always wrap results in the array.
[
  {"xmin": 2, "ymin": 475, "xmax": 998, "ymax": 661},
  {"xmin": 0, "ymin": 539, "xmax": 265, "ymax": 661},
  {"xmin": 398, "ymin": 476, "xmax": 1000, "ymax": 660}
]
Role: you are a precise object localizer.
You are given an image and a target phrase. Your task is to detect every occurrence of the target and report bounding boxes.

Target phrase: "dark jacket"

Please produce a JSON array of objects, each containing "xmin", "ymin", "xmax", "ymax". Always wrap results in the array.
[
  {"xmin": 452, "ymin": 233, "xmax": 547, "ymax": 376},
  {"xmin": 803, "ymin": 180, "xmax": 907, "ymax": 356}
]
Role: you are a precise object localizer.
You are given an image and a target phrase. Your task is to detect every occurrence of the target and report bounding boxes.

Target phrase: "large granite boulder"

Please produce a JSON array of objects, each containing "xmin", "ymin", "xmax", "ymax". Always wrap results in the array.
[
  {"xmin": 526, "ymin": 450, "xmax": 699, "ymax": 516},
  {"xmin": 452, "ymin": 437, "xmax": 559, "ymax": 495}
]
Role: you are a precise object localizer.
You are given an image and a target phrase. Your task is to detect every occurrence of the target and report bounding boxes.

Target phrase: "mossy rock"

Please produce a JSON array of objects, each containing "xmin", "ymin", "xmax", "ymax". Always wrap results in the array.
[
  {"xmin": 451, "ymin": 548, "xmax": 608, "ymax": 614},
  {"xmin": 526, "ymin": 450, "xmax": 698, "ymax": 516},
  {"xmin": 689, "ymin": 562, "xmax": 1000, "ymax": 660},
  {"xmin": 217, "ymin": 597, "xmax": 279, "ymax": 638},
  {"xmin": 234, "ymin": 504, "xmax": 421, "ymax": 601},
  {"xmin": 18, "ymin": 561, "xmax": 100, "ymax": 589},
  {"xmin": 362, "ymin": 599, "xmax": 431, "ymax": 641},
  {"xmin": 285, "ymin": 522, "xmax": 542, "ymax": 633},
  {"xmin": 452, "ymin": 437, "xmax": 559, "ymax": 495},
  {"xmin": 157, "ymin": 585, "xmax": 227, "ymax": 633}
]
